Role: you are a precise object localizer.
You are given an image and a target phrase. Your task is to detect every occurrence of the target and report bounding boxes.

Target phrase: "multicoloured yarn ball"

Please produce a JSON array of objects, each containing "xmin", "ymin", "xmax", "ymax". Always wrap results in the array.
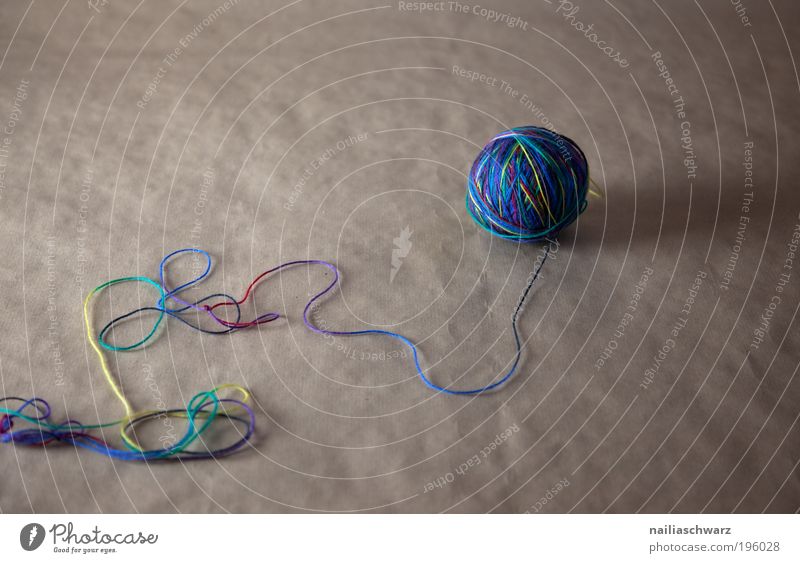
[{"xmin": 466, "ymin": 126, "xmax": 590, "ymax": 242}]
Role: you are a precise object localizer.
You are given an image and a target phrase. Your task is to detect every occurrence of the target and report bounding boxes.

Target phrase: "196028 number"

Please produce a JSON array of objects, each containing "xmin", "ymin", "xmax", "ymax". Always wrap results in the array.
[{"xmin": 743, "ymin": 541, "xmax": 780, "ymax": 551}]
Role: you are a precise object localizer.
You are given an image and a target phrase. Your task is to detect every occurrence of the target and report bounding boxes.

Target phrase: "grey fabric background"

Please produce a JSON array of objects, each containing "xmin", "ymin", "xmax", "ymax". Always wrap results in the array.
[{"xmin": 0, "ymin": 0, "xmax": 798, "ymax": 513}]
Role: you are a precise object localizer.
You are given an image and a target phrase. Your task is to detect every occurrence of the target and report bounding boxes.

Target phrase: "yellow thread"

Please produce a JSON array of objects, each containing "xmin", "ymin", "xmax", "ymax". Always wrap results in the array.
[
  {"xmin": 588, "ymin": 177, "xmax": 604, "ymax": 199},
  {"xmin": 83, "ymin": 288, "xmax": 133, "ymax": 417}
]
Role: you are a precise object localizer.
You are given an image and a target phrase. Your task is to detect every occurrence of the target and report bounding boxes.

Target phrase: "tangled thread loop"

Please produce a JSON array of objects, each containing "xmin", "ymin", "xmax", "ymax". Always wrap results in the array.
[{"xmin": 0, "ymin": 250, "xmax": 264, "ymax": 461}]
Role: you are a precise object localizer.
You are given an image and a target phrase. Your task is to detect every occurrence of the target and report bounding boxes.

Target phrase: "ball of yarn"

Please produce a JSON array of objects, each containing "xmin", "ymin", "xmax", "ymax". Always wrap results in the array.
[{"xmin": 466, "ymin": 126, "xmax": 589, "ymax": 242}]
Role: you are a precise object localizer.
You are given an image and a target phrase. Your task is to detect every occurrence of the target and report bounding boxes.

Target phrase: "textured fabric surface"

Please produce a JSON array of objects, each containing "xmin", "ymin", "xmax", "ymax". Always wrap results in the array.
[{"xmin": 0, "ymin": 0, "xmax": 798, "ymax": 513}]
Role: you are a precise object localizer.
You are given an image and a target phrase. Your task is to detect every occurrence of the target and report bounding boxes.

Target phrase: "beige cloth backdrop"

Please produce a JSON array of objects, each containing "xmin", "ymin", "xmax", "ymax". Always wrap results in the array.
[{"xmin": 0, "ymin": 0, "xmax": 798, "ymax": 513}]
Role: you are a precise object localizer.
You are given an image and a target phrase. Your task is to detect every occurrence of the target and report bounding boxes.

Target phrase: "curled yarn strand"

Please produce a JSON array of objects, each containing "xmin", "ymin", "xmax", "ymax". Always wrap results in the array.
[{"xmin": 1, "ymin": 251, "xmax": 257, "ymax": 461}]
